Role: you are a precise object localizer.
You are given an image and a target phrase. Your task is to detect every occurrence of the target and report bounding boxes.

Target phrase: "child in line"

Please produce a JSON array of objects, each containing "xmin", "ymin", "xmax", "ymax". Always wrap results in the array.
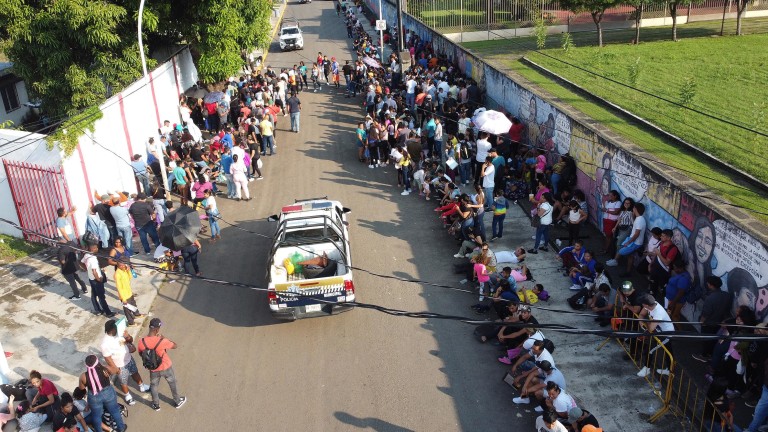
[
  {"xmin": 473, "ymin": 254, "xmax": 491, "ymax": 302},
  {"xmin": 422, "ymin": 174, "xmax": 432, "ymax": 200}
]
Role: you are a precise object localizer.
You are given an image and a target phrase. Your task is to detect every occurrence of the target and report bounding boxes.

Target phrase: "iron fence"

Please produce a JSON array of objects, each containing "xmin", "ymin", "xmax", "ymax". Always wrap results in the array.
[{"xmin": 405, "ymin": 0, "xmax": 768, "ymax": 34}]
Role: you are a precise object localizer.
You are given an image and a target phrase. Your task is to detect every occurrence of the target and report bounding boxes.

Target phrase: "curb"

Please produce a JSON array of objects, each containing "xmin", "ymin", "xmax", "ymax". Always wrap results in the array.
[{"xmin": 257, "ymin": 2, "xmax": 288, "ymax": 73}]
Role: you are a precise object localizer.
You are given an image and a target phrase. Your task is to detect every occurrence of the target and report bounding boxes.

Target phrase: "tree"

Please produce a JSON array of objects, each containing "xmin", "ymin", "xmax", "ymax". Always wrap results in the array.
[
  {"xmin": 667, "ymin": 0, "xmax": 703, "ymax": 41},
  {"xmin": 150, "ymin": 0, "xmax": 272, "ymax": 84},
  {"xmin": 0, "ymin": 0, "xmax": 152, "ymax": 118},
  {"xmin": 667, "ymin": 0, "xmax": 682, "ymax": 41},
  {"xmin": 735, "ymin": 0, "xmax": 754, "ymax": 35},
  {"xmin": 559, "ymin": 0, "xmax": 621, "ymax": 47}
]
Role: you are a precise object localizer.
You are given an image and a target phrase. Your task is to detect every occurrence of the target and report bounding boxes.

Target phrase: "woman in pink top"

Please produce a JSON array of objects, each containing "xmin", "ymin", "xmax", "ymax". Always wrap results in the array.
[
  {"xmin": 191, "ymin": 174, "xmax": 212, "ymax": 210},
  {"xmin": 474, "ymin": 254, "xmax": 491, "ymax": 300},
  {"xmin": 535, "ymin": 149, "xmax": 547, "ymax": 174}
]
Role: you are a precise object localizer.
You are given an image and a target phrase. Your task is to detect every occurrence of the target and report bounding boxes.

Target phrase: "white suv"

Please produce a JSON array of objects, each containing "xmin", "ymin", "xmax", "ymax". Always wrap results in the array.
[{"xmin": 279, "ymin": 20, "xmax": 304, "ymax": 51}]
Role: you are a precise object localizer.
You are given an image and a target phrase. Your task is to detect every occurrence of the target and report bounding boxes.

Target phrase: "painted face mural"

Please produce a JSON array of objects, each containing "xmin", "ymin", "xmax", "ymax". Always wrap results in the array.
[{"xmin": 695, "ymin": 225, "xmax": 715, "ymax": 263}]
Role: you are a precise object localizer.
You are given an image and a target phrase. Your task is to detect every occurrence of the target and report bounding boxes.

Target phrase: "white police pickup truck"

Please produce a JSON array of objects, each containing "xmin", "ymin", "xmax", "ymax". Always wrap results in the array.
[
  {"xmin": 278, "ymin": 19, "xmax": 304, "ymax": 51},
  {"xmin": 266, "ymin": 198, "xmax": 355, "ymax": 320}
]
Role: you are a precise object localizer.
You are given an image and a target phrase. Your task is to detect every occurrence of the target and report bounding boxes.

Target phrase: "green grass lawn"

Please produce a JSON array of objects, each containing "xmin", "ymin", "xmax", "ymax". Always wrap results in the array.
[
  {"xmin": 463, "ymin": 17, "xmax": 768, "ymax": 220},
  {"xmin": 0, "ymin": 234, "xmax": 46, "ymax": 263}
]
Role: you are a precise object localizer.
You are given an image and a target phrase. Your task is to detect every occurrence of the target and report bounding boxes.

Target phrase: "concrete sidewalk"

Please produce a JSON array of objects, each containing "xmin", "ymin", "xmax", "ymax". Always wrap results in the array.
[{"xmin": 0, "ymin": 246, "xmax": 167, "ymax": 430}]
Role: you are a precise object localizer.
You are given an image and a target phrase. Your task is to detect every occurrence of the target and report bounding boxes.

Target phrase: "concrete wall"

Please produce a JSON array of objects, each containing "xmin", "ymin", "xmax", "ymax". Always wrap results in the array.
[
  {"xmin": 0, "ymin": 48, "xmax": 199, "ymax": 239},
  {"xmin": 377, "ymin": 2, "xmax": 768, "ymax": 322}
]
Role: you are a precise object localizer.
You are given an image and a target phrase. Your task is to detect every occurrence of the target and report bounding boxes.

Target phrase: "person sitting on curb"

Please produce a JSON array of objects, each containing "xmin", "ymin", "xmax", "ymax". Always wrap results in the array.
[
  {"xmin": 566, "ymin": 407, "xmax": 601, "ymax": 432},
  {"xmin": 542, "ymin": 382, "xmax": 578, "ymax": 421},
  {"xmin": 605, "ymin": 203, "xmax": 647, "ymax": 277},
  {"xmin": 498, "ymin": 305, "xmax": 539, "ymax": 363},
  {"xmin": 507, "ymin": 338, "xmax": 555, "ymax": 382},
  {"xmin": 566, "ymin": 250, "xmax": 597, "ymax": 291},
  {"xmin": 535, "ymin": 409, "xmax": 569, "ymax": 432},
  {"xmin": 557, "ymin": 240, "xmax": 585, "ymax": 271},
  {"xmin": 513, "ymin": 360, "xmax": 566, "ymax": 408}
]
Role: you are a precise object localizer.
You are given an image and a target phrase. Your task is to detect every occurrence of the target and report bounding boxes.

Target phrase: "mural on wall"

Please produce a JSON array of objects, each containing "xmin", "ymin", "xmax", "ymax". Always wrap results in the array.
[{"xmin": 397, "ymin": 7, "xmax": 768, "ymax": 324}]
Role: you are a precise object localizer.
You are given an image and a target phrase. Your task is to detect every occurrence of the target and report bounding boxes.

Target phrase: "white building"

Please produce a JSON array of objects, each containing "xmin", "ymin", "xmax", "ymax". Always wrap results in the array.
[{"xmin": 0, "ymin": 63, "xmax": 32, "ymax": 128}]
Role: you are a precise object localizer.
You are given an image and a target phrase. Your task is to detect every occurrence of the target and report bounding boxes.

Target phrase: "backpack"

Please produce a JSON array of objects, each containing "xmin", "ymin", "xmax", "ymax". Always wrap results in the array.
[{"xmin": 140, "ymin": 337, "xmax": 165, "ymax": 370}]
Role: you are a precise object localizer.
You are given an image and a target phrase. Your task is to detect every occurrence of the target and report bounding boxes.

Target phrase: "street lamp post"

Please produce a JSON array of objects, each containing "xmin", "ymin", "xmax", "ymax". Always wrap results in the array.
[{"xmin": 138, "ymin": 0, "xmax": 170, "ymax": 200}]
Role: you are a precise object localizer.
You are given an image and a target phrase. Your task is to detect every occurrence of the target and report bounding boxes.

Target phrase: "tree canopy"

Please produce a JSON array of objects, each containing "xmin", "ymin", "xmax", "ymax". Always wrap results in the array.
[{"xmin": 0, "ymin": 0, "xmax": 272, "ymax": 128}]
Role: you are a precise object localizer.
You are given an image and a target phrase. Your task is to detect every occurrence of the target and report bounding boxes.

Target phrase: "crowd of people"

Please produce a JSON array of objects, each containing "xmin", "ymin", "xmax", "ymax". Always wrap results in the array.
[
  {"xmin": 2, "ymin": 0, "xmax": 763, "ymax": 430},
  {"xmin": 340, "ymin": 3, "xmax": 766, "ymax": 431},
  {"xmin": 0, "ymin": 317, "xmax": 184, "ymax": 432}
]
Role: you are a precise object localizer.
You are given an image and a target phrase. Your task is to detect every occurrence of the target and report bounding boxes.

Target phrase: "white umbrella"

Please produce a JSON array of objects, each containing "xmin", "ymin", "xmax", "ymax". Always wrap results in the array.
[
  {"xmin": 472, "ymin": 109, "xmax": 512, "ymax": 135},
  {"xmin": 362, "ymin": 56, "xmax": 382, "ymax": 69}
]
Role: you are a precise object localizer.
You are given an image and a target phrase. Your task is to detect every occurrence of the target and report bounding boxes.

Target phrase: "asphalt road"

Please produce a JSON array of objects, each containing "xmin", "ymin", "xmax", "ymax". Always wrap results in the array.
[{"xmin": 127, "ymin": 2, "xmax": 534, "ymax": 431}]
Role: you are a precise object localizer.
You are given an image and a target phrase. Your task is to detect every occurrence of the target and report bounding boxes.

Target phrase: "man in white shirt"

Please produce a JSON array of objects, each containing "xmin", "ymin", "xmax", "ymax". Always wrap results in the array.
[
  {"xmin": 405, "ymin": 75, "xmax": 417, "ymax": 109},
  {"xmin": 100, "ymin": 319, "xmax": 150, "ymax": 406},
  {"xmin": 636, "ymin": 294, "xmax": 675, "ymax": 377},
  {"xmin": 475, "ymin": 131, "xmax": 492, "ymax": 185},
  {"xmin": 535, "ymin": 409, "xmax": 569, "ymax": 432},
  {"xmin": 481, "ymin": 156, "xmax": 495, "ymax": 208},
  {"xmin": 82, "ymin": 244, "xmax": 114, "ymax": 317},
  {"xmin": 606, "ymin": 203, "xmax": 647, "ymax": 278}
]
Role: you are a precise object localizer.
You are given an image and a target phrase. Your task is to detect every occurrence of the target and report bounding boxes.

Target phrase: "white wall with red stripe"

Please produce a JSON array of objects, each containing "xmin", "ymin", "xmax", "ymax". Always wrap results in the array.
[{"xmin": 0, "ymin": 47, "xmax": 198, "ymax": 238}]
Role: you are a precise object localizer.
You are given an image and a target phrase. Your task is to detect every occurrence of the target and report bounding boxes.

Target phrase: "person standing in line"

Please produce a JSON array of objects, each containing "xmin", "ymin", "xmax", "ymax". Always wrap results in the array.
[
  {"xmin": 55, "ymin": 206, "xmax": 77, "ymax": 244},
  {"xmin": 78, "ymin": 355, "xmax": 127, "ymax": 432},
  {"xmin": 259, "ymin": 115, "xmax": 276, "ymax": 156},
  {"xmin": 93, "ymin": 194, "xmax": 118, "ymax": 244},
  {"xmin": 528, "ymin": 192, "xmax": 555, "ymax": 254},
  {"xmin": 129, "ymin": 192, "xmax": 160, "ymax": 255},
  {"xmin": 109, "ymin": 197, "xmax": 134, "ymax": 253},
  {"xmin": 480, "ymin": 156, "xmax": 495, "ymax": 210},
  {"xmin": 601, "ymin": 190, "xmax": 622, "ymax": 255},
  {"xmin": 181, "ymin": 239, "xmax": 202, "ymax": 276},
  {"xmin": 57, "ymin": 239, "xmax": 87, "ymax": 300},
  {"xmin": 229, "ymin": 154, "xmax": 251, "ymax": 201},
  {"xmin": 298, "ymin": 61, "xmax": 308, "ymax": 91},
  {"xmin": 100, "ymin": 319, "xmax": 150, "ymax": 407},
  {"xmin": 202, "ymin": 189, "xmax": 221, "ymax": 242},
  {"xmin": 138, "ymin": 318, "xmax": 187, "ymax": 411},
  {"xmin": 172, "ymin": 161, "xmax": 190, "ymax": 206},
  {"xmin": 286, "ymin": 91, "xmax": 302, "ymax": 133},
  {"xmin": 82, "ymin": 244, "xmax": 114, "ymax": 316},
  {"xmin": 130, "ymin": 154, "xmax": 151, "ymax": 194},
  {"xmin": 311, "ymin": 62, "xmax": 321, "ymax": 92},
  {"xmin": 219, "ymin": 146, "xmax": 235, "ymax": 198},
  {"xmin": 115, "ymin": 259, "xmax": 143, "ymax": 326}
]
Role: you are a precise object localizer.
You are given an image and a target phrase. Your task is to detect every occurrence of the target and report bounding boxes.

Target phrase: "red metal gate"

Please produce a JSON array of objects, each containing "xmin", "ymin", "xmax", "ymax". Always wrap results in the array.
[{"xmin": 2, "ymin": 160, "xmax": 78, "ymax": 243}]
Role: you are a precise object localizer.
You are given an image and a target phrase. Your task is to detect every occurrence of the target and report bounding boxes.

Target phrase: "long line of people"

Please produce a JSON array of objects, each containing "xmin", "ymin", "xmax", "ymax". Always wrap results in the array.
[{"xmin": 340, "ymin": 6, "xmax": 613, "ymax": 430}]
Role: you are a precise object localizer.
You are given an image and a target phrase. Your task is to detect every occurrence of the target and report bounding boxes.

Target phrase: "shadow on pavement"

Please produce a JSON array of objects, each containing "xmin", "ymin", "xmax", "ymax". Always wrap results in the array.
[{"xmin": 334, "ymin": 411, "xmax": 416, "ymax": 432}]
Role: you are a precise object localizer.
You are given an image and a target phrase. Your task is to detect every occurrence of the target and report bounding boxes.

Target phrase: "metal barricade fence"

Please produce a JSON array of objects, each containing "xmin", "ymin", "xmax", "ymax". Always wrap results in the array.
[{"xmin": 598, "ymin": 293, "xmax": 732, "ymax": 431}]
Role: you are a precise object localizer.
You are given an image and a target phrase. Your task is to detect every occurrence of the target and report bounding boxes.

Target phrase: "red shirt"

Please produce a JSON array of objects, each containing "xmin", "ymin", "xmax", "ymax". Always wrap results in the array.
[
  {"xmin": 508, "ymin": 123, "xmax": 525, "ymax": 143},
  {"xmin": 657, "ymin": 242, "xmax": 679, "ymax": 270},
  {"xmin": 138, "ymin": 336, "xmax": 175, "ymax": 371},
  {"xmin": 38, "ymin": 379, "xmax": 59, "ymax": 397}
]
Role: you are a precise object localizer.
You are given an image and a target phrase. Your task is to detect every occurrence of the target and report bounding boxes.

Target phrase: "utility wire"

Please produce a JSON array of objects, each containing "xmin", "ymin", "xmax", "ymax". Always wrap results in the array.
[{"xmin": 4, "ymin": 215, "xmax": 768, "ymax": 341}]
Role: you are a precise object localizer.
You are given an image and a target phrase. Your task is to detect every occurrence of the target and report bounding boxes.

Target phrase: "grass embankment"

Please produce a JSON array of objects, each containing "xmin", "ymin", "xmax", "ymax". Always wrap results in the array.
[
  {"xmin": 0, "ymin": 234, "xmax": 46, "ymax": 263},
  {"xmin": 463, "ymin": 18, "xmax": 768, "ymax": 221}
]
